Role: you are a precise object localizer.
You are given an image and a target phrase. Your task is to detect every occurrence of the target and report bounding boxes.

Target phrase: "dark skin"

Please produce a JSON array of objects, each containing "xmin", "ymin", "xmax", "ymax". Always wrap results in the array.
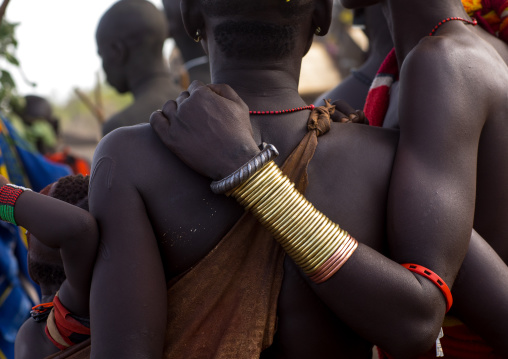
[
  {"xmin": 90, "ymin": 0, "xmax": 508, "ymax": 357},
  {"xmin": 8, "ymin": 177, "xmax": 98, "ymax": 359},
  {"xmin": 96, "ymin": 0, "xmax": 181, "ymax": 136},
  {"xmin": 373, "ymin": 0, "xmax": 508, "ymax": 264}
]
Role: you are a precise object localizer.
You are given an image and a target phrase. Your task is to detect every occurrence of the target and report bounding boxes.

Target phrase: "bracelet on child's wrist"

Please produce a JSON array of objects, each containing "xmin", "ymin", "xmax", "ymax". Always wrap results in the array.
[{"xmin": 0, "ymin": 184, "xmax": 32, "ymax": 225}]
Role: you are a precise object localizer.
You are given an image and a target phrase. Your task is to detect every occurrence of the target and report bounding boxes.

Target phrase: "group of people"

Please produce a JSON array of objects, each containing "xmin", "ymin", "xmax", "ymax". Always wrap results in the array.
[{"xmin": 4, "ymin": 0, "xmax": 508, "ymax": 358}]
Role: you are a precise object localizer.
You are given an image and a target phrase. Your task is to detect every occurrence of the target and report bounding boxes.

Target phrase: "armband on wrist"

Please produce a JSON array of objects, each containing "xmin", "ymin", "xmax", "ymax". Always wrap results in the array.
[
  {"xmin": 210, "ymin": 143, "xmax": 279, "ymax": 195},
  {"xmin": 0, "ymin": 184, "xmax": 32, "ymax": 225},
  {"xmin": 230, "ymin": 161, "xmax": 358, "ymax": 284},
  {"xmin": 402, "ymin": 263, "xmax": 453, "ymax": 312}
]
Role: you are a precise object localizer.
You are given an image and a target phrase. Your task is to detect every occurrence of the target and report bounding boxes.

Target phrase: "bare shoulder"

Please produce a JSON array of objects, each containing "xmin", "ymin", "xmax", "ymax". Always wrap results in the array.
[
  {"xmin": 404, "ymin": 31, "xmax": 507, "ymax": 94},
  {"xmin": 314, "ymin": 122, "xmax": 399, "ymax": 197},
  {"xmin": 92, "ymin": 124, "xmax": 181, "ymax": 186},
  {"xmin": 94, "ymin": 123, "xmax": 156, "ymax": 160},
  {"xmin": 318, "ymin": 122, "xmax": 399, "ymax": 163},
  {"xmin": 15, "ymin": 319, "xmax": 58, "ymax": 359}
]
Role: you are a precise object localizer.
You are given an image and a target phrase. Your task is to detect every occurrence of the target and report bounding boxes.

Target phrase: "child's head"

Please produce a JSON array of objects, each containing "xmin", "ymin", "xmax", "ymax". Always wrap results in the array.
[{"xmin": 27, "ymin": 175, "xmax": 90, "ymax": 292}]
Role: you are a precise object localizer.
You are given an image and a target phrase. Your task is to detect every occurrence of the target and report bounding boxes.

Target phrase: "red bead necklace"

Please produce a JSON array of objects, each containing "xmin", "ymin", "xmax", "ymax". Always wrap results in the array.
[
  {"xmin": 429, "ymin": 16, "xmax": 478, "ymax": 36},
  {"xmin": 249, "ymin": 104, "xmax": 315, "ymax": 115}
]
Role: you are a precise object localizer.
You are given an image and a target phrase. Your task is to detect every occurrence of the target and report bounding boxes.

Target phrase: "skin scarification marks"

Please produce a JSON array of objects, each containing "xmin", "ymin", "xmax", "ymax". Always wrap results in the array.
[
  {"xmin": 89, "ymin": 156, "xmax": 115, "ymax": 260},
  {"xmin": 90, "ymin": 157, "xmax": 115, "ymax": 194}
]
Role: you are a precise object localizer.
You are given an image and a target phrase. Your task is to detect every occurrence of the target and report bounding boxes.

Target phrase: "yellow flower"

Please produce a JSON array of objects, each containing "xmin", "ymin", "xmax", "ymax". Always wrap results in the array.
[{"xmin": 462, "ymin": 0, "xmax": 483, "ymax": 15}]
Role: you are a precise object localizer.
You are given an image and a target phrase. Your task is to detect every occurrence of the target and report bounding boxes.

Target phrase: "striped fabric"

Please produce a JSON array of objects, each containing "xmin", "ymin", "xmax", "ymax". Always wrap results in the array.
[{"xmin": 363, "ymin": 48, "xmax": 398, "ymax": 127}]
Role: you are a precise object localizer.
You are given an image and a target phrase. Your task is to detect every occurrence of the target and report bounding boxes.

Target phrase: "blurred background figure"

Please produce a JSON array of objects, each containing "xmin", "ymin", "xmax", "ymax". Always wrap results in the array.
[
  {"xmin": 11, "ymin": 95, "xmax": 91, "ymax": 176},
  {"xmin": 14, "ymin": 95, "xmax": 58, "ymax": 155},
  {"xmin": 315, "ymin": 4, "xmax": 393, "ymax": 110},
  {"xmin": 162, "ymin": 0, "xmax": 211, "ymax": 87},
  {"xmin": 96, "ymin": 0, "xmax": 181, "ymax": 136}
]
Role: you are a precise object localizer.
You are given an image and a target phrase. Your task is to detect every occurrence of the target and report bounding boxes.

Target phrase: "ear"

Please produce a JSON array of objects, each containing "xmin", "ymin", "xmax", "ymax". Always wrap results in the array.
[
  {"xmin": 110, "ymin": 40, "xmax": 128, "ymax": 65},
  {"xmin": 181, "ymin": 0, "xmax": 204, "ymax": 40},
  {"xmin": 312, "ymin": 0, "xmax": 333, "ymax": 36}
]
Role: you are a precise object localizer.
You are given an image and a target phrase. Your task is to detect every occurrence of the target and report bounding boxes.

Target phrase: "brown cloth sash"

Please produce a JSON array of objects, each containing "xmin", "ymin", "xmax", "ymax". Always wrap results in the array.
[{"xmin": 45, "ymin": 101, "xmax": 333, "ymax": 359}]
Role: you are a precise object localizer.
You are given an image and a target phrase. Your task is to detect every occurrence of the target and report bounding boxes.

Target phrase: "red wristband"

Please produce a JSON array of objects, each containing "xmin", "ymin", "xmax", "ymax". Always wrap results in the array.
[{"xmin": 401, "ymin": 263, "xmax": 453, "ymax": 313}]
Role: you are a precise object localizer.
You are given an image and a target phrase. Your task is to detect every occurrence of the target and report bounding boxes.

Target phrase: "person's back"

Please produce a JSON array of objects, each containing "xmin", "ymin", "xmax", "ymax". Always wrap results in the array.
[
  {"xmin": 90, "ymin": 1, "xmax": 508, "ymax": 358},
  {"xmin": 91, "ymin": 93, "xmax": 401, "ymax": 359},
  {"xmin": 96, "ymin": 0, "xmax": 181, "ymax": 136},
  {"xmin": 88, "ymin": 1, "xmax": 508, "ymax": 358}
]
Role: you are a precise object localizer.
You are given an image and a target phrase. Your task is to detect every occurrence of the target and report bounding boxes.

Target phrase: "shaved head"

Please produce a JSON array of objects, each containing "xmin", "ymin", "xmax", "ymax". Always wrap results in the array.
[
  {"xmin": 96, "ymin": 0, "xmax": 167, "ymax": 48},
  {"xmin": 201, "ymin": 0, "xmax": 314, "ymax": 61}
]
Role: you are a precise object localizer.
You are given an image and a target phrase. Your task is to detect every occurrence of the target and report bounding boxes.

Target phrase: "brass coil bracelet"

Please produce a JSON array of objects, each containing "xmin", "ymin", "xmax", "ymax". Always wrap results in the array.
[{"xmin": 229, "ymin": 160, "xmax": 358, "ymax": 283}]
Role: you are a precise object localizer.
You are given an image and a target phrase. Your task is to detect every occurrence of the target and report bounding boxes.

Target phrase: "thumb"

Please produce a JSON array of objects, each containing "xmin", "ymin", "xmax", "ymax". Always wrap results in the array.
[{"xmin": 207, "ymin": 83, "xmax": 246, "ymax": 106}]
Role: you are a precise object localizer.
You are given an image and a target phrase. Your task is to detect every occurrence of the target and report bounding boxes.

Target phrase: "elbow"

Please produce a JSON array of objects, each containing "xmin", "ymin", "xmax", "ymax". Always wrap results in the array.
[
  {"xmin": 390, "ymin": 325, "xmax": 438, "ymax": 358},
  {"xmin": 382, "ymin": 314, "xmax": 442, "ymax": 359},
  {"xmin": 70, "ymin": 212, "xmax": 99, "ymax": 249}
]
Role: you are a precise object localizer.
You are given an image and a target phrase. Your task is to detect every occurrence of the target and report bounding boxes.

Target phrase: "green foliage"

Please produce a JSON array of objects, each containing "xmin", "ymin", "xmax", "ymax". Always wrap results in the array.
[{"xmin": 0, "ymin": 19, "xmax": 22, "ymax": 113}]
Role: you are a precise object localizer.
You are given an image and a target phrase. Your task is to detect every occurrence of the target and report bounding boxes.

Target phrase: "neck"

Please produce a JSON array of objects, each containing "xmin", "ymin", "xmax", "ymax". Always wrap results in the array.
[
  {"xmin": 383, "ymin": 0, "xmax": 470, "ymax": 65},
  {"xmin": 129, "ymin": 69, "xmax": 171, "ymax": 99},
  {"xmin": 210, "ymin": 61, "xmax": 305, "ymax": 111},
  {"xmin": 210, "ymin": 58, "xmax": 311, "ymax": 154}
]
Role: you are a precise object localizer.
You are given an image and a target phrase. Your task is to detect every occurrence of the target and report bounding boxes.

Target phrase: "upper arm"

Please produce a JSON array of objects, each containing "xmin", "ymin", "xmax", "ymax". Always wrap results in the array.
[
  {"xmin": 387, "ymin": 41, "xmax": 486, "ymax": 284},
  {"xmin": 88, "ymin": 132, "xmax": 167, "ymax": 358}
]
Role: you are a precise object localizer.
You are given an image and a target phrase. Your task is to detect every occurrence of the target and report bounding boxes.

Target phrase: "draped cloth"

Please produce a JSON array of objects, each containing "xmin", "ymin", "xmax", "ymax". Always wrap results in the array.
[
  {"xmin": 45, "ymin": 102, "xmax": 333, "ymax": 359},
  {"xmin": 163, "ymin": 102, "xmax": 333, "ymax": 359}
]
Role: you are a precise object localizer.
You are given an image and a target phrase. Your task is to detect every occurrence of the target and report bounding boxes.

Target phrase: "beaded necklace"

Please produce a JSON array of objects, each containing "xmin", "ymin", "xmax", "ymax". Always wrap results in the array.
[
  {"xmin": 249, "ymin": 104, "xmax": 315, "ymax": 115},
  {"xmin": 429, "ymin": 16, "xmax": 478, "ymax": 36}
]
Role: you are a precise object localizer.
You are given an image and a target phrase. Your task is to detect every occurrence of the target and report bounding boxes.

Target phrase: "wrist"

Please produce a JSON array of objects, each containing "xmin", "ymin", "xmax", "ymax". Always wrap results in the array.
[
  {"xmin": 211, "ymin": 143, "xmax": 277, "ymax": 194},
  {"xmin": 217, "ymin": 143, "xmax": 262, "ymax": 179},
  {"xmin": 0, "ymin": 184, "xmax": 32, "ymax": 225}
]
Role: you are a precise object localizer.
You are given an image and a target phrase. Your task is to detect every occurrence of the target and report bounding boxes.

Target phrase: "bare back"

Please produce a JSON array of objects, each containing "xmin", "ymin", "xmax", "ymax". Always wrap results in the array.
[{"xmin": 90, "ymin": 113, "xmax": 398, "ymax": 358}]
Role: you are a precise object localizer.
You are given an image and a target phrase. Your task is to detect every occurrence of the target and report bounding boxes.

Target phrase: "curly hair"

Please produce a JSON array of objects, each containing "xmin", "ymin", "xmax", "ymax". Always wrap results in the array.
[{"xmin": 49, "ymin": 174, "xmax": 89, "ymax": 208}]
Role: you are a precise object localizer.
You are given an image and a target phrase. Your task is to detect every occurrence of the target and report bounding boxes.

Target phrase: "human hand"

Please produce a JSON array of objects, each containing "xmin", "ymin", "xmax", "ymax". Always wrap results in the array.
[
  {"xmin": 327, "ymin": 99, "xmax": 369, "ymax": 124},
  {"xmin": 150, "ymin": 81, "xmax": 261, "ymax": 180}
]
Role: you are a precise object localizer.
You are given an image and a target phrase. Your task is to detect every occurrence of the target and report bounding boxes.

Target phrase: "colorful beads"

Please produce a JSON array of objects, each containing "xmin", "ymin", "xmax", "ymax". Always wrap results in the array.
[
  {"xmin": 429, "ymin": 16, "xmax": 478, "ymax": 36},
  {"xmin": 0, "ymin": 184, "xmax": 31, "ymax": 225},
  {"xmin": 249, "ymin": 104, "xmax": 315, "ymax": 115}
]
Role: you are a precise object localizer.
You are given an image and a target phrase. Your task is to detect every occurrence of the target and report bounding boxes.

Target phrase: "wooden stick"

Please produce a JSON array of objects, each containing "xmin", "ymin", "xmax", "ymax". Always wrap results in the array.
[
  {"xmin": 0, "ymin": 0, "xmax": 11, "ymax": 24},
  {"xmin": 95, "ymin": 72, "xmax": 103, "ymax": 117},
  {"xmin": 74, "ymin": 88, "xmax": 106, "ymax": 124}
]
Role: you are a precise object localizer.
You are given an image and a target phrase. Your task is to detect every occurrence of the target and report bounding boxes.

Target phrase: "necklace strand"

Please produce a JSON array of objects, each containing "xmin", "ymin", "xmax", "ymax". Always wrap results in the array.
[
  {"xmin": 249, "ymin": 104, "xmax": 315, "ymax": 115},
  {"xmin": 429, "ymin": 17, "xmax": 478, "ymax": 36}
]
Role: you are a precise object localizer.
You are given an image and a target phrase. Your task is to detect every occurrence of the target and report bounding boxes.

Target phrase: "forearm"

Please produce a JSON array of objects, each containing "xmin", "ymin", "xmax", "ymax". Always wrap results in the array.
[
  {"xmin": 14, "ymin": 190, "xmax": 98, "ymax": 251},
  {"xmin": 224, "ymin": 158, "xmax": 446, "ymax": 357},
  {"xmin": 311, "ymin": 244, "xmax": 444, "ymax": 357},
  {"xmin": 451, "ymin": 230, "xmax": 508, "ymax": 356}
]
